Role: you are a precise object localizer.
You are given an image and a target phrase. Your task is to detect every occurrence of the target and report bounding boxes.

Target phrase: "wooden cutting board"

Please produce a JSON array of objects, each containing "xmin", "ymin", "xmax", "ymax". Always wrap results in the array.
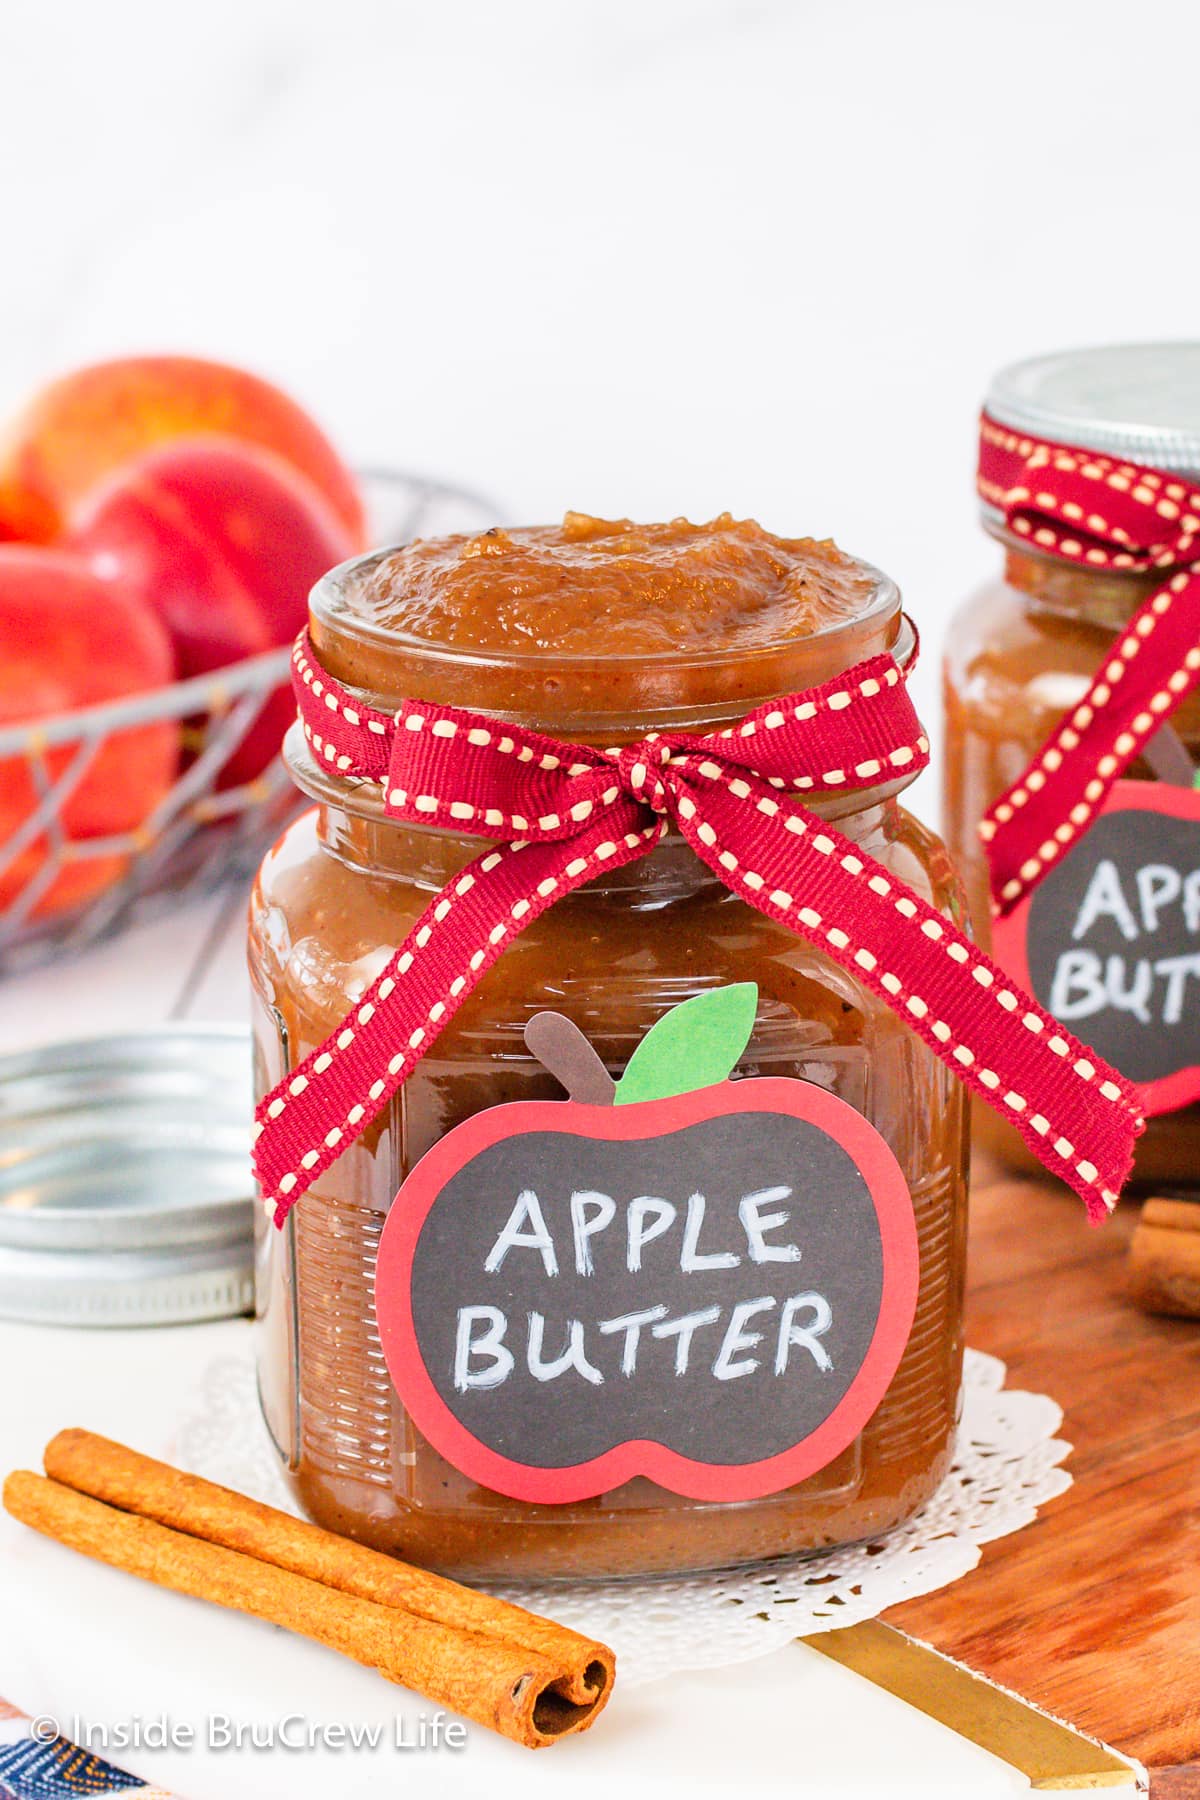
[{"xmin": 886, "ymin": 1164, "xmax": 1200, "ymax": 1788}]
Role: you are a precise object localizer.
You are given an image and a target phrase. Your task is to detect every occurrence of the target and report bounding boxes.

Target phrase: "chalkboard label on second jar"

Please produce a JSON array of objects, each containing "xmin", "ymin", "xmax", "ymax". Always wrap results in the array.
[
  {"xmin": 373, "ymin": 991, "xmax": 919, "ymax": 1506},
  {"xmin": 992, "ymin": 780, "xmax": 1200, "ymax": 1115}
]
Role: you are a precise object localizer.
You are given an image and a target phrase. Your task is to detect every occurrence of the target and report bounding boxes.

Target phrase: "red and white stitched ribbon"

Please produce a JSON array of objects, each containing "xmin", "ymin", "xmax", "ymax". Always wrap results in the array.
[
  {"xmin": 978, "ymin": 413, "xmax": 1200, "ymax": 914},
  {"xmin": 253, "ymin": 632, "xmax": 1144, "ymax": 1225}
]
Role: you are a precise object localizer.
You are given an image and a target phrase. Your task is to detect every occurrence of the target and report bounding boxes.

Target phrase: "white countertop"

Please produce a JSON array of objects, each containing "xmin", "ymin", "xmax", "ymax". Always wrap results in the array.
[{"xmin": 0, "ymin": 1308, "xmax": 1040, "ymax": 1800}]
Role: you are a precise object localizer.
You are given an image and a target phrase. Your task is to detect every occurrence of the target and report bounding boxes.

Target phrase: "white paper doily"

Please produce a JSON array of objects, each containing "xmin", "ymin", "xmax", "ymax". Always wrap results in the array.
[{"xmin": 174, "ymin": 1348, "xmax": 1070, "ymax": 1688}]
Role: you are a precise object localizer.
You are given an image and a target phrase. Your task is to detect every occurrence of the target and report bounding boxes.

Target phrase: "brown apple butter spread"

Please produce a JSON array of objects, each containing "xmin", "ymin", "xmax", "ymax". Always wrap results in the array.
[
  {"xmin": 310, "ymin": 513, "xmax": 901, "ymax": 724},
  {"xmin": 251, "ymin": 513, "xmax": 969, "ymax": 1580},
  {"xmin": 345, "ymin": 513, "xmax": 880, "ymax": 654}
]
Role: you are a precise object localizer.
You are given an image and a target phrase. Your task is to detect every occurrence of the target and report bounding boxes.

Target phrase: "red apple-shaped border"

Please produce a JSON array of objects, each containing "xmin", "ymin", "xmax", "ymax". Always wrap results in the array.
[
  {"xmin": 992, "ymin": 778, "xmax": 1200, "ymax": 1119},
  {"xmin": 374, "ymin": 1074, "xmax": 919, "ymax": 1506}
]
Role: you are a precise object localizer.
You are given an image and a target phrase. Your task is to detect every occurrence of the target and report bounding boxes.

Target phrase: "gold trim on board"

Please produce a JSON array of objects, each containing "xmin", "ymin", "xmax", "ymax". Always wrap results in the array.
[{"xmin": 802, "ymin": 1621, "xmax": 1144, "ymax": 1792}]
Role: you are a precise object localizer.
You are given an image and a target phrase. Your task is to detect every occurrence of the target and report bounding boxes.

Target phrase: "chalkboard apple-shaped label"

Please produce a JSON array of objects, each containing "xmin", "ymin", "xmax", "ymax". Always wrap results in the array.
[
  {"xmin": 993, "ymin": 780, "xmax": 1200, "ymax": 1116},
  {"xmin": 374, "ymin": 984, "xmax": 919, "ymax": 1505}
]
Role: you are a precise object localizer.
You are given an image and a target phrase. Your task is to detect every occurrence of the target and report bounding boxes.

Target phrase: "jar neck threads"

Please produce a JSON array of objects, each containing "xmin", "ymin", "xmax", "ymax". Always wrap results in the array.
[{"xmin": 986, "ymin": 522, "xmax": 1161, "ymax": 633}]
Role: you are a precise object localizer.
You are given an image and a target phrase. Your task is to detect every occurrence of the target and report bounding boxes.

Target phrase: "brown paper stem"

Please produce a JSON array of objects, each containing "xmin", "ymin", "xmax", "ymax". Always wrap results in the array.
[
  {"xmin": 524, "ymin": 1012, "xmax": 616, "ymax": 1105},
  {"xmin": 7, "ymin": 1434, "xmax": 614, "ymax": 1750},
  {"xmin": 1142, "ymin": 722, "xmax": 1197, "ymax": 789}
]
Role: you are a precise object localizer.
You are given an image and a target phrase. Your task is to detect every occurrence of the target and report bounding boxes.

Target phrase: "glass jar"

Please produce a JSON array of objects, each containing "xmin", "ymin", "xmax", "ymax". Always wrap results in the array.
[
  {"xmin": 944, "ymin": 344, "xmax": 1200, "ymax": 1188},
  {"xmin": 251, "ymin": 515, "xmax": 970, "ymax": 1580}
]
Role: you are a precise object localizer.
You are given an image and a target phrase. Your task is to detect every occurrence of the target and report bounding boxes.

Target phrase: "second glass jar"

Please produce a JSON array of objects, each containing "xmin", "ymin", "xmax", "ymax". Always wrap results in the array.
[{"xmin": 944, "ymin": 344, "xmax": 1200, "ymax": 1188}]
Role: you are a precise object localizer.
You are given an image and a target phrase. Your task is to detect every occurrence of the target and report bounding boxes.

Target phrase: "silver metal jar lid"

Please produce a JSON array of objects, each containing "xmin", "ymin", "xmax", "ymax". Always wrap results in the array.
[
  {"xmin": 986, "ymin": 342, "xmax": 1200, "ymax": 477},
  {"xmin": 0, "ymin": 1025, "xmax": 255, "ymax": 1327}
]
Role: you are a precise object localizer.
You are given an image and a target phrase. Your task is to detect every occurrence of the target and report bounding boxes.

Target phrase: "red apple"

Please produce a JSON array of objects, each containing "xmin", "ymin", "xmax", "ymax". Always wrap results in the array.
[
  {"xmin": 0, "ymin": 547, "xmax": 178, "ymax": 918},
  {"xmin": 0, "ymin": 355, "xmax": 365, "ymax": 546},
  {"xmin": 70, "ymin": 438, "xmax": 357, "ymax": 786}
]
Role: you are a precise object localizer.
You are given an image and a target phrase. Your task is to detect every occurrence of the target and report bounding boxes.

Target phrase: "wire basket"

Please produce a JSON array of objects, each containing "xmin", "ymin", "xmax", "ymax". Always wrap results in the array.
[{"xmin": 0, "ymin": 469, "xmax": 499, "ymax": 974}]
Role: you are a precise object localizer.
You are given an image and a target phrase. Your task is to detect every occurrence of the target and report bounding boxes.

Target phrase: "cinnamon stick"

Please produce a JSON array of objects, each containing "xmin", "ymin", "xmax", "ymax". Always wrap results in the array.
[
  {"xmin": 1128, "ymin": 1197, "xmax": 1200, "ymax": 1320},
  {"xmin": 5, "ymin": 1454, "xmax": 613, "ymax": 1750},
  {"xmin": 43, "ymin": 1429, "xmax": 610, "ymax": 1703}
]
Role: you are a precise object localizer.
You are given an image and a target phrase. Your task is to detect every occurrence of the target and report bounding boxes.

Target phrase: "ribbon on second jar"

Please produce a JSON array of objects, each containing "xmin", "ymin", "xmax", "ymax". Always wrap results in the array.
[
  {"xmin": 978, "ymin": 414, "xmax": 1200, "ymax": 913},
  {"xmin": 252, "ymin": 630, "xmax": 1144, "ymax": 1227}
]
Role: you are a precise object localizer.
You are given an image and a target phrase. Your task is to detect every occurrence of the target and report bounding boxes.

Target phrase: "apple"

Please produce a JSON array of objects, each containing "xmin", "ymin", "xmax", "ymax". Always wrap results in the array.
[
  {"xmin": 70, "ymin": 437, "xmax": 357, "ymax": 786},
  {"xmin": 0, "ymin": 355, "xmax": 365, "ymax": 545},
  {"xmin": 0, "ymin": 547, "xmax": 177, "ymax": 917}
]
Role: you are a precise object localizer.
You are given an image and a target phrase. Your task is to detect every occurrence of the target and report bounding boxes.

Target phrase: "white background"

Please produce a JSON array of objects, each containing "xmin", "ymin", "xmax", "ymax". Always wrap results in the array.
[{"xmin": 4, "ymin": 0, "xmax": 1200, "ymax": 810}]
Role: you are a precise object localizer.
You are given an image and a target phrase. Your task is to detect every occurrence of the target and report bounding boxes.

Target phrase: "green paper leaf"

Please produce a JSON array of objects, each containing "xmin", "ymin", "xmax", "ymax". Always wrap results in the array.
[{"xmin": 614, "ymin": 983, "xmax": 759, "ymax": 1105}]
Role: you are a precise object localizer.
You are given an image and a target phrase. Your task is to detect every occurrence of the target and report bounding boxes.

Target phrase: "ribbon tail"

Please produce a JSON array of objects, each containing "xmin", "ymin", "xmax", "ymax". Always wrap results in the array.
[
  {"xmin": 253, "ymin": 807, "xmax": 662, "ymax": 1224},
  {"xmin": 672, "ymin": 770, "xmax": 1144, "ymax": 1219},
  {"xmin": 982, "ymin": 565, "xmax": 1200, "ymax": 915}
]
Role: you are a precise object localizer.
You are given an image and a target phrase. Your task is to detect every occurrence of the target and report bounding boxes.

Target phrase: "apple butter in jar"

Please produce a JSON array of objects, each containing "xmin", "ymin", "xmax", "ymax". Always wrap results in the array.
[
  {"xmin": 944, "ymin": 345, "xmax": 1200, "ymax": 1188},
  {"xmin": 251, "ymin": 513, "xmax": 971, "ymax": 1579}
]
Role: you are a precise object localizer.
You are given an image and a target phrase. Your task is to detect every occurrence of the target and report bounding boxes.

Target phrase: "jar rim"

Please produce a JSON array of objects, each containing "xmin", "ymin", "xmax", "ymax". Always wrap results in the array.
[
  {"xmin": 308, "ymin": 539, "xmax": 909, "ymax": 739},
  {"xmin": 310, "ymin": 544, "xmax": 903, "ymax": 675}
]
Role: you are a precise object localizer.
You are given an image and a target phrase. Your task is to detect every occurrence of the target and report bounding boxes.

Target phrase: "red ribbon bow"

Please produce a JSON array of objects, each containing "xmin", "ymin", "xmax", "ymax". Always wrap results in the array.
[
  {"xmin": 252, "ymin": 631, "xmax": 1144, "ymax": 1225},
  {"xmin": 978, "ymin": 413, "xmax": 1200, "ymax": 914}
]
